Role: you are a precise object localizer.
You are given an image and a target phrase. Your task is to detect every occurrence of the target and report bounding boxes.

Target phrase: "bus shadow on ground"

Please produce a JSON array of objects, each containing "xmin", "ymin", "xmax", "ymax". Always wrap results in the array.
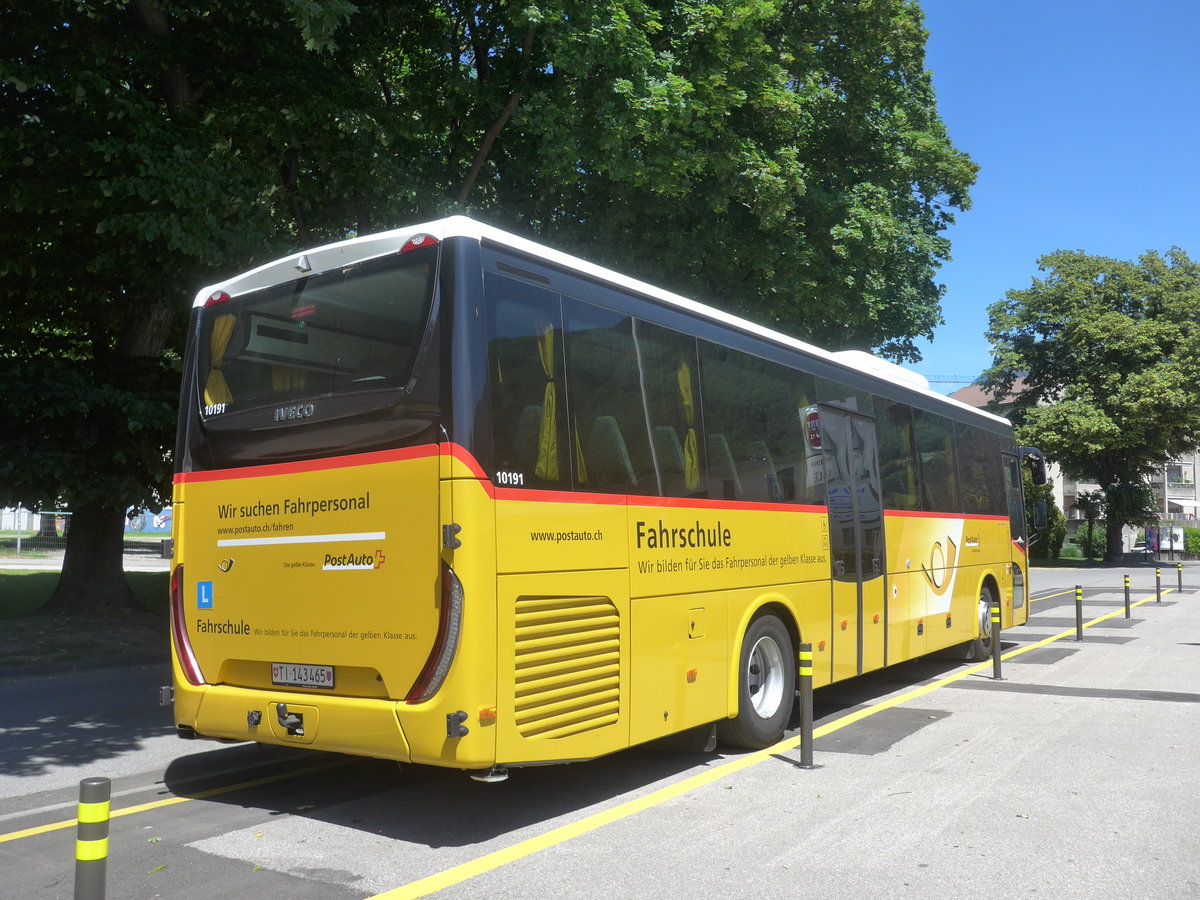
[
  {"xmin": 163, "ymin": 729, "xmax": 723, "ymax": 849},
  {"xmin": 162, "ymin": 653, "xmax": 989, "ymax": 849}
]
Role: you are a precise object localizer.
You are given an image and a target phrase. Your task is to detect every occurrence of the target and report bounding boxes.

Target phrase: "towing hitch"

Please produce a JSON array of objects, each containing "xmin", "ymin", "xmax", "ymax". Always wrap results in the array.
[{"xmin": 275, "ymin": 702, "xmax": 305, "ymax": 736}]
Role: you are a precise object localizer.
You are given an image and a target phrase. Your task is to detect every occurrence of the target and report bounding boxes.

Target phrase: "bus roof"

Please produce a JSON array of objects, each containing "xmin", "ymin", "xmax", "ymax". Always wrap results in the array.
[{"xmin": 194, "ymin": 216, "xmax": 1008, "ymax": 428}]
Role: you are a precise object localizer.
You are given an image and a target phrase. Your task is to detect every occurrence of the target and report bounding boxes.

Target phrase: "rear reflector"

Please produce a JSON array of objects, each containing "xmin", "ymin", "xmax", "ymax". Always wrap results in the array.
[
  {"xmin": 405, "ymin": 562, "xmax": 463, "ymax": 703},
  {"xmin": 170, "ymin": 564, "xmax": 205, "ymax": 686}
]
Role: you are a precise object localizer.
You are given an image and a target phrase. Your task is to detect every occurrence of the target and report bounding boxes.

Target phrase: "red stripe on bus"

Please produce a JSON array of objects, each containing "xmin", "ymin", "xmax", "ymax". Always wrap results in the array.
[
  {"xmin": 174, "ymin": 445, "xmax": 439, "ymax": 483},
  {"xmin": 439, "ymin": 442, "xmax": 490, "ymax": 480},
  {"xmin": 494, "ymin": 480, "xmax": 825, "ymax": 513},
  {"xmin": 494, "ymin": 486, "xmax": 627, "ymax": 505},
  {"xmin": 178, "ymin": 441, "xmax": 1017, "ymax": 527}
]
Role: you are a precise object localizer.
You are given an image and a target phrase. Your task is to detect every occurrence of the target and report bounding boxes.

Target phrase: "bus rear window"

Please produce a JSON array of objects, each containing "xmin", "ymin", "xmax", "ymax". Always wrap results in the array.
[{"xmin": 198, "ymin": 249, "xmax": 436, "ymax": 423}]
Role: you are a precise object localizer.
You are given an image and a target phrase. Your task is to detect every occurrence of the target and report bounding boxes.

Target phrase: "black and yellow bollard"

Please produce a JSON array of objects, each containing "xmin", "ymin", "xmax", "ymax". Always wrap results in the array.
[
  {"xmin": 990, "ymin": 602, "xmax": 1003, "ymax": 680},
  {"xmin": 1178, "ymin": 563, "xmax": 1184, "ymax": 593},
  {"xmin": 1075, "ymin": 584, "xmax": 1084, "ymax": 641},
  {"xmin": 798, "ymin": 643, "xmax": 815, "ymax": 769},
  {"xmin": 75, "ymin": 776, "xmax": 110, "ymax": 900},
  {"xmin": 1124, "ymin": 573, "xmax": 1131, "ymax": 619},
  {"xmin": 1156, "ymin": 567, "xmax": 1162, "ymax": 603}
]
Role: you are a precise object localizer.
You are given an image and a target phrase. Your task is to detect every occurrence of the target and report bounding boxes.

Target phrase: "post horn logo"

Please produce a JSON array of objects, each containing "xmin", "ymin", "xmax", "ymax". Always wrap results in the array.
[
  {"xmin": 218, "ymin": 558, "xmax": 235, "ymax": 573},
  {"xmin": 921, "ymin": 537, "xmax": 956, "ymax": 596}
]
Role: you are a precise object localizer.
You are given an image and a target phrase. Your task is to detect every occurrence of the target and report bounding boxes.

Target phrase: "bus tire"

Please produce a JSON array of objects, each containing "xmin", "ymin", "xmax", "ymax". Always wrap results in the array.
[
  {"xmin": 962, "ymin": 583, "xmax": 996, "ymax": 661},
  {"xmin": 717, "ymin": 613, "xmax": 795, "ymax": 750}
]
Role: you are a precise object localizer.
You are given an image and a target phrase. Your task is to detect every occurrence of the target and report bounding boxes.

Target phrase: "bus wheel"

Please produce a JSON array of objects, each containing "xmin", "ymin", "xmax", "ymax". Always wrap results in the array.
[
  {"xmin": 963, "ymin": 584, "xmax": 996, "ymax": 661},
  {"xmin": 717, "ymin": 613, "xmax": 795, "ymax": 750}
]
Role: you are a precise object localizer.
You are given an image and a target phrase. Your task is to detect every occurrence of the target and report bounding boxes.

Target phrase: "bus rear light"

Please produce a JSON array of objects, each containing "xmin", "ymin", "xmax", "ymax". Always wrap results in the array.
[
  {"xmin": 401, "ymin": 234, "xmax": 438, "ymax": 253},
  {"xmin": 170, "ymin": 564, "xmax": 206, "ymax": 686},
  {"xmin": 204, "ymin": 290, "xmax": 232, "ymax": 307},
  {"xmin": 405, "ymin": 561, "xmax": 464, "ymax": 703}
]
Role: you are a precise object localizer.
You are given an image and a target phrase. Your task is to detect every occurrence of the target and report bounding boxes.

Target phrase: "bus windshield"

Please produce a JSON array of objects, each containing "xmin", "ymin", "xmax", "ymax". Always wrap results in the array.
[{"xmin": 197, "ymin": 248, "xmax": 437, "ymax": 427}]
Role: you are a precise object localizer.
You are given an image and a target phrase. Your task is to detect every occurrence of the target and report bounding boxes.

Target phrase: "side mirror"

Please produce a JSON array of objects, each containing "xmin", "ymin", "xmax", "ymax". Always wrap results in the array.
[
  {"xmin": 1020, "ymin": 446, "xmax": 1047, "ymax": 485},
  {"xmin": 1032, "ymin": 499, "xmax": 1047, "ymax": 529}
]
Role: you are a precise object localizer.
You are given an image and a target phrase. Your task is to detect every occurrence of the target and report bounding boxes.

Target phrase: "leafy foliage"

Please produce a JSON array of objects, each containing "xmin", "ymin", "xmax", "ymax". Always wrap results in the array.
[
  {"xmin": 985, "ymin": 248, "xmax": 1200, "ymax": 560},
  {"xmin": 1184, "ymin": 528, "xmax": 1200, "ymax": 555},
  {"xmin": 1025, "ymin": 470, "xmax": 1065, "ymax": 560},
  {"xmin": 1, "ymin": 0, "xmax": 972, "ymax": 608},
  {"xmin": 1072, "ymin": 489, "xmax": 1103, "ymax": 559},
  {"xmin": 454, "ymin": 0, "xmax": 978, "ymax": 359}
]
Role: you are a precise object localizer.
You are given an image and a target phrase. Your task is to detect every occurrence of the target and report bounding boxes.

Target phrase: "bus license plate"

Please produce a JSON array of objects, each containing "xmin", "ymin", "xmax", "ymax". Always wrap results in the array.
[{"xmin": 272, "ymin": 662, "xmax": 334, "ymax": 689}]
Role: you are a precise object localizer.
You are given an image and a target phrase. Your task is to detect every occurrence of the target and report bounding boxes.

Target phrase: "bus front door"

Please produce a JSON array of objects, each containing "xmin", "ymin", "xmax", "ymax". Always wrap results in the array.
[
  {"xmin": 821, "ymin": 407, "xmax": 886, "ymax": 680},
  {"xmin": 1002, "ymin": 453, "xmax": 1029, "ymax": 627}
]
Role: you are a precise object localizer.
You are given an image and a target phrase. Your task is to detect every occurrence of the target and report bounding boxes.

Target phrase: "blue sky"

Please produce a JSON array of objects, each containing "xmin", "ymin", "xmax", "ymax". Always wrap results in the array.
[{"xmin": 909, "ymin": 0, "xmax": 1200, "ymax": 393}]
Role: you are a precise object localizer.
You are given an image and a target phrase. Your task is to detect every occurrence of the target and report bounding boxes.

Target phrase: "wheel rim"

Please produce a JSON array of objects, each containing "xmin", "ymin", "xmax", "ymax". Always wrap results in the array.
[
  {"xmin": 746, "ymin": 634, "xmax": 786, "ymax": 718},
  {"xmin": 977, "ymin": 593, "xmax": 993, "ymax": 646}
]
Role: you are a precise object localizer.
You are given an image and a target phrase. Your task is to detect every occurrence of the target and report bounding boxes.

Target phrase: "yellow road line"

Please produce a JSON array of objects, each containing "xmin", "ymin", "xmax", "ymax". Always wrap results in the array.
[
  {"xmin": 370, "ymin": 588, "xmax": 1171, "ymax": 900},
  {"xmin": 0, "ymin": 759, "xmax": 348, "ymax": 845},
  {"xmin": 1030, "ymin": 588, "xmax": 1075, "ymax": 604}
]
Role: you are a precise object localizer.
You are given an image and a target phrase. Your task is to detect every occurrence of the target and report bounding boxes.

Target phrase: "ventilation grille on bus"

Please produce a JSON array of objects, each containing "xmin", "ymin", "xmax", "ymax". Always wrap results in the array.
[{"xmin": 513, "ymin": 595, "xmax": 620, "ymax": 739}]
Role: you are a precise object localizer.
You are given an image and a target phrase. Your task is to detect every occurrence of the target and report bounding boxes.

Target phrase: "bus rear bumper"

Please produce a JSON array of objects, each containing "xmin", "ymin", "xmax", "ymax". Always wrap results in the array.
[{"xmin": 183, "ymin": 684, "xmax": 414, "ymax": 763}]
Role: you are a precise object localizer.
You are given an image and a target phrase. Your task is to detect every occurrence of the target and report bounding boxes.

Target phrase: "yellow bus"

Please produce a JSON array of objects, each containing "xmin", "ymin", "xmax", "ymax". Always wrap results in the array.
[{"xmin": 169, "ymin": 217, "xmax": 1044, "ymax": 778}]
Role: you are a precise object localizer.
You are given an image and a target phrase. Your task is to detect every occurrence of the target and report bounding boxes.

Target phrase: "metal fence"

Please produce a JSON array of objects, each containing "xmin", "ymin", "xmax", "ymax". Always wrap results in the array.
[{"xmin": 0, "ymin": 507, "xmax": 172, "ymax": 564}]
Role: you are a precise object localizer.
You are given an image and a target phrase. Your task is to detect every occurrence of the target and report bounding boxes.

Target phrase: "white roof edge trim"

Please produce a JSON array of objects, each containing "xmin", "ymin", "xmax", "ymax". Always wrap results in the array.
[
  {"xmin": 190, "ymin": 215, "xmax": 1010, "ymax": 428},
  {"xmin": 190, "ymin": 216, "xmax": 482, "ymax": 308}
]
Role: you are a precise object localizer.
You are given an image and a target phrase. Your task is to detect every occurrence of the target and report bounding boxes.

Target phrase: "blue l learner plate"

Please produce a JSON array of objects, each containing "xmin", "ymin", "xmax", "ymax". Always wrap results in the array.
[{"xmin": 271, "ymin": 662, "xmax": 334, "ymax": 689}]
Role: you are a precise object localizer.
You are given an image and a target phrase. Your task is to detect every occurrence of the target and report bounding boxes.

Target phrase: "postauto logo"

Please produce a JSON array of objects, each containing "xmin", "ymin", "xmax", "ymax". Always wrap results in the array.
[{"xmin": 323, "ymin": 549, "xmax": 386, "ymax": 571}]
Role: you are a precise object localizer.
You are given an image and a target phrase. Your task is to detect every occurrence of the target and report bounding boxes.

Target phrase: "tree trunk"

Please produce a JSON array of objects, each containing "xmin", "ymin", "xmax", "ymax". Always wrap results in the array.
[
  {"xmin": 454, "ymin": 25, "xmax": 537, "ymax": 205},
  {"xmin": 1105, "ymin": 518, "xmax": 1125, "ymax": 563},
  {"xmin": 37, "ymin": 514, "xmax": 60, "ymax": 540},
  {"xmin": 44, "ymin": 501, "xmax": 137, "ymax": 615}
]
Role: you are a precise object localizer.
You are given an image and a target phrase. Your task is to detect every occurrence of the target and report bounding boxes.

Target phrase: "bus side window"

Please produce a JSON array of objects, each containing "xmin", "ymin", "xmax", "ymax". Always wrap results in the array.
[
  {"xmin": 483, "ymin": 274, "xmax": 567, "ymax": 487},
  {"xmin": 562, "ymin": 298, "xmax": 655, "ymax": 493},
  {"xmin": 706, "ymin": 433, "xmax": 743, "ymax": 500},
  {"xmin": 636, "ymin": 323, "xmax": 707, "ymax": 498},
  {"xmin": 698, "ymin": 343, "xmax": 801, "ymax": 503},
  {"xmin": 877, "ymin": 400, "xmax": 921, "ymax": 511},
  {"xmin": 583, "ymin": 416, "xmax": 638, "ymax": 486},
  {"xmin": 913, "ymin": 409, "xmax": 960, "ymax": 513},
  {"xmin": 955, "ymin": 423, "xmax": 1007, "ymax": 516}
]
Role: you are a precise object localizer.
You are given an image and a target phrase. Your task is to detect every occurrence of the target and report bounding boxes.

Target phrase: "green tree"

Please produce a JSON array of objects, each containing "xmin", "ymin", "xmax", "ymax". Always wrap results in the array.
[
  {"xmin": 984, "ymin": 249, "xmax": 1200, "ymax": 562},
  {"xmin": 0, "ymin": 2, "xmax": 279, "ymax": 612},
  {"xmin": 467, "ymin": 0, "xmax": 978, "ymax": 359},
  {"xmin": 1184, "ymin": 527, "xmax": 1200, "ymax": 555},
  {"xmin": 1025, "ymin": 471, "xmax": 1065, "ymax": 560},
  {"xmin": 1, "ymin": 0, "xmax": 973, "ymax": 612},
  {"xmin": 1072, "ymin": 489, "xmax": 1103, "ymax": 560}
]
